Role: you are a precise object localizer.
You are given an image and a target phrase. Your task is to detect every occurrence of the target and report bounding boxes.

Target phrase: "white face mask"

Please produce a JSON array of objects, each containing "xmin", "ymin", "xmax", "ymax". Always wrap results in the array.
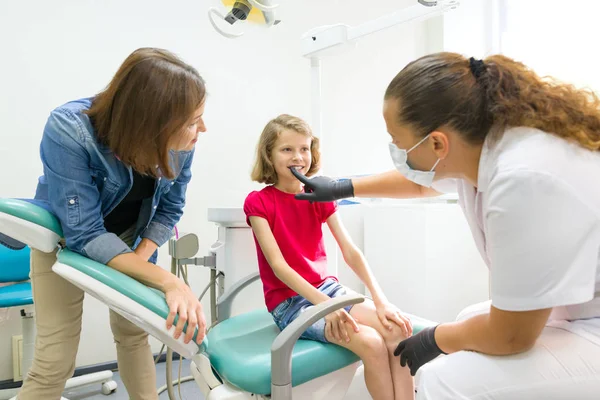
[{"xmin": 388, "ymin": 134, "xmax": 440, "ymax": 187}]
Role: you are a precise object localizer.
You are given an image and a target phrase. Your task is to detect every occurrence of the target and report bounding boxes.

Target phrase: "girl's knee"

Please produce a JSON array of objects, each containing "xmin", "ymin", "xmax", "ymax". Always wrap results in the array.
[
  {"xmin": 370, "ymin": 321, "xmax": 407, "ymax": 352},
  {"xmin": 354, "ymin": 329, "xmax": 387, "ymax": 360},
  {"xmin": 381, "ymin": 324, "xmax": 409, "ymax": 353}
]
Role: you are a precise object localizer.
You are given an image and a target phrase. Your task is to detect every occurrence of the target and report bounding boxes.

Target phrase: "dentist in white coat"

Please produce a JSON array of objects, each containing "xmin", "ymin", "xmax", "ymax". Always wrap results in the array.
[{"xmin": 290, "ymin": 52, "xmax": 600, "ymax": 399}]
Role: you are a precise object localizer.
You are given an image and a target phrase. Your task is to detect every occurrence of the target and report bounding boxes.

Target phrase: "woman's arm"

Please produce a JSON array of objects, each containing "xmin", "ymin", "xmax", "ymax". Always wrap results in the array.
[
  {"xmin": 394, "ymin": 306, "xmax": 551, "ymax": 376},
  {"xmin": 290, "ymin": 167, "xmax": 440, "ymax": 202},
  {"xmin": 141, "ymin": 149, "xmax": 195, "ymax": 249},
  {"xmin": 352, "ymin": 170, "xmax": 440, "ymax": 199},
  {"xmin": 436, "ymin": 306, "xmax": 552, "ymax": 354},
  {"xmin": 134, "ymin": 238, "xmax": 159, "ymax": 261},
  {"xmin": 107, "ymin": 252, "xmax": 177, "ymax": 290}
]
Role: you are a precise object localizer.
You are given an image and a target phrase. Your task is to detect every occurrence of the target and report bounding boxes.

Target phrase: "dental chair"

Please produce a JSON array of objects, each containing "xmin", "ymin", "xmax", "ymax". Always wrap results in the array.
[
  {"xmin": 0, "ymin": 198, "xmax": 437, "ymax": 399},
  {"xmin": 0, "ymin": 199, "xmax": 117, "ymax": 400}
]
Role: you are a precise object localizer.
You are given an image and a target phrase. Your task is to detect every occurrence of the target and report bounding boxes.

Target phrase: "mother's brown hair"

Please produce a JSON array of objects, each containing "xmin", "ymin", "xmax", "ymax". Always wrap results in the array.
[
  {"xmin": 86, "ymin": 47, "xmax": 206, "ymax": 179},
  {"xmin": 385, "ymin": 52, "xmax": 600, "ymax": 151}
]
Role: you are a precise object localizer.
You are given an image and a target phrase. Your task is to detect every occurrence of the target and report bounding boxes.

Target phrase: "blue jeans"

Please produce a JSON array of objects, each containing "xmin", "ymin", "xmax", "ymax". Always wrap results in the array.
[{"xmin": 270, "ymin": 278, "xmax": 358, "ymax": 343}]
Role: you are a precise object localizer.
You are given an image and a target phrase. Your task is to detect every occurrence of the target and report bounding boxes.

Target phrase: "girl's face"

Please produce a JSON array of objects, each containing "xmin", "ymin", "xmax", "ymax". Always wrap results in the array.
[
  {"xmin": 270, "ymin": 129, "xmax": 312, "ymax": 183},
  {"xmin": 171, "ymin": 102, "xmax": 207, "ymax": 151}
]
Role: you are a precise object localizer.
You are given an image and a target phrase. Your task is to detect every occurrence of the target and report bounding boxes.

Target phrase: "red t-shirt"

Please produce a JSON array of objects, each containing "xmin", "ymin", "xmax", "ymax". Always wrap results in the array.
[{"xmin": 243, "ymin": 185, "xmax": 338, "ymax": 311}]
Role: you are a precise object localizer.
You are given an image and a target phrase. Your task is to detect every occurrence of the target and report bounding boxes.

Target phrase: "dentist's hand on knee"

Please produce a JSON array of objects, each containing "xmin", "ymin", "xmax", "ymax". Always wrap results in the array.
[
  {"xmin": 393, "ymin": 325, "xmax": 446, "ymax": 376},
  {"xmin": 164, "ymin": 278, "xmax": 207, "ymax": 344},
  {"xmin": 289, "ymin": 167, "xmax": 354, "ymax": 202},
  {"xmin": 325, "ymin": 309, "xmax": 360, "ymax": 343}
]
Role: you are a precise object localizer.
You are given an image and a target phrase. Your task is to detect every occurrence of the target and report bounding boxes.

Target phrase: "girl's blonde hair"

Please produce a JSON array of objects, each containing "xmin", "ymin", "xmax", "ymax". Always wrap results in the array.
[{"xmin": 251, "ymin": 114, "xmax": 321, "ymax": 185}]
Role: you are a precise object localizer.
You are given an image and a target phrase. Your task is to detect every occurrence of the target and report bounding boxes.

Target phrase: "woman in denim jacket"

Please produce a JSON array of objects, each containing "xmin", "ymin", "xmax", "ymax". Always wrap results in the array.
[{"xmin": 19, "ymin": 48, "xmax": 207, "ymax": 400}]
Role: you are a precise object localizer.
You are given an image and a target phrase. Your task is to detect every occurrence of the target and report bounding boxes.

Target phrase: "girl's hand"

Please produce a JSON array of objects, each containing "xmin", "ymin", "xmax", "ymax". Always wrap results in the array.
[
  {"xmin": 375, "ymin": 301, "xmax": 413, "ymax": 337},
  {"xmin": 325, "ymin": 309, "xmax": 360, "ymax": 343},
  {"xmin": 163, "ymin": 278, "xmax": 207, "ymax": 345}
]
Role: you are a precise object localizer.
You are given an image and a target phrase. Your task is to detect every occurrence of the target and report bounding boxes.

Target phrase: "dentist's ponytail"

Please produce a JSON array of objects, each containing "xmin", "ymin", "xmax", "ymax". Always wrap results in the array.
[{"xmin": 385, "ymin": 52, "xmax": 600, "ymax": 152}]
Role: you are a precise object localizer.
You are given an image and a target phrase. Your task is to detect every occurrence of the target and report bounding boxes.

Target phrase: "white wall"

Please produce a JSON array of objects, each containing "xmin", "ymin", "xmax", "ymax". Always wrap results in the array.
[
  {"xmin": 0, "ymin": 0, "xmax": 441, "ymax": 381},
  {"xmin": 442, "ymin": 0, "xmax": 501, "ymax": 56},
  {"xmin": 443, "ymin": 0, "xmax": 600, "ymax": 95},
  {"xmin": 364, "ymin": 202, "xmax": 489, "ymax": 323},
  {"xmin": 500, "ymin": 0, "xmax": 600, "ymax": 92}
]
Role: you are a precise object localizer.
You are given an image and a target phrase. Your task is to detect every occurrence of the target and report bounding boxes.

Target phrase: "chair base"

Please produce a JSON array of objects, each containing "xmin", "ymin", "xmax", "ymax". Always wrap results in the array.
[
  {"xmin": 0, "ymin": 309, "xmax": 117, "ymax": 400},
  {"xmin": 0, "ymin": 371, "xmax": 116, "ymax": 400},
  {"xmin": 191, "ymin": 359, "xmax": 361, "ymax": 400}
]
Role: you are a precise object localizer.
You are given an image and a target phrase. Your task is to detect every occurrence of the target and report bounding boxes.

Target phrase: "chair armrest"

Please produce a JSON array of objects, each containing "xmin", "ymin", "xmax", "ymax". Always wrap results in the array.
[
  {"xmin": 216, "ymin": 272, "xmax": 261, "ymax": 322},
  {"xmin": 270, "ymin": 293, "xmax": 364, "ymax": 399}
]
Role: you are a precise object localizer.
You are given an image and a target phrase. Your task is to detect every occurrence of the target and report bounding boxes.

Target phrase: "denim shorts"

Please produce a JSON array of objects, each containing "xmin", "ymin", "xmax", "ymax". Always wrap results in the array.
[{"xmin": 270, "ymin": 278, "xmax": 357, "ymax": 343}]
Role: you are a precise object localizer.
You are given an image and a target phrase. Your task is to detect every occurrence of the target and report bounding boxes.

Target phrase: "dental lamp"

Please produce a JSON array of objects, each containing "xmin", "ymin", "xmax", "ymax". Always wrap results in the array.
[{"xmin": 208, "ymin": 0, "xmax": 280, "ymax": 39}]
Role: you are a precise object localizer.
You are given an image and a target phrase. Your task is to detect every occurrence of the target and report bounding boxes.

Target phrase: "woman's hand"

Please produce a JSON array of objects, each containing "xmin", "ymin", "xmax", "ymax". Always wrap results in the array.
[
  {"xmin": 289, "ymin": 167, "xmax": 355, "ymax": 202},
  {"xmin": 163, "ymin": 277, "xmax": 207, "ymax": 345},
  {"xmin": 325, "ymin": 309, "xmax": 360, "ymax": 343},
  {"xmin": 394, "ymin": 325, "xmax": 444, "ymax": 376},
  {"xmin": 375, "ymin": 300, "xmax": 413, "ymax": 337}
]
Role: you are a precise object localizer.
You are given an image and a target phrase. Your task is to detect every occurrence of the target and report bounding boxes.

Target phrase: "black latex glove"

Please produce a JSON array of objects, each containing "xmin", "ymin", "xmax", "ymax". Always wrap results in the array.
[
  {"xmin": 289, "ymin": 167, "xmax": 354, "ymax": 202},
  {"xmin": 393, "ymin": 325, "xmax": 446, "ymax": 376}
]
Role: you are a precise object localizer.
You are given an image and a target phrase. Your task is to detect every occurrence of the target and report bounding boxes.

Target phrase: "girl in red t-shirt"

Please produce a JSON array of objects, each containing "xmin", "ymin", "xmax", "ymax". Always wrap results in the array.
[{"xmin": 244, "ymin": 114, "xmax": 414, "ymax": 400}]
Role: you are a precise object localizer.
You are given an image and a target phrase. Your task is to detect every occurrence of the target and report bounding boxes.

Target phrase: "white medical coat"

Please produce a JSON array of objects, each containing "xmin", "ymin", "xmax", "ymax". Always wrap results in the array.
[
  {"xmin": 454, "ymin": 127, "xmax": 600, "ymax": 336},
  {"xmin": 420, "ymin": 126, "xmax": 600, "ymax": 399}
]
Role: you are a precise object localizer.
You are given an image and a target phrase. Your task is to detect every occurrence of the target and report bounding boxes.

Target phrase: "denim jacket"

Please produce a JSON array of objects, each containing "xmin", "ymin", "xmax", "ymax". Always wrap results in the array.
[{"xmin": 31, "ymin": 97, "xmax": 194, "ymax": 265}]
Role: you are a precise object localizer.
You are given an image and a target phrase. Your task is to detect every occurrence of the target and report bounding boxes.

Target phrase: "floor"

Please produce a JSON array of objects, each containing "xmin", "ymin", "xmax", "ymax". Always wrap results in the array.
[{"xmin": 65, "ymin": 358, "xmax": 204, "ymax": 400}]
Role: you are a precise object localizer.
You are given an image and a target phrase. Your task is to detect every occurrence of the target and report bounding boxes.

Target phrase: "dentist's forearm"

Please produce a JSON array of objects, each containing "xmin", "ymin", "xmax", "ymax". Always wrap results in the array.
[
  {"xmin": 436, "ymin": 314, "xmax": 531, "ymax": 355},
  {"xmin": 352, "ymin": 170, "xmax": 439, "ymax": 198}
]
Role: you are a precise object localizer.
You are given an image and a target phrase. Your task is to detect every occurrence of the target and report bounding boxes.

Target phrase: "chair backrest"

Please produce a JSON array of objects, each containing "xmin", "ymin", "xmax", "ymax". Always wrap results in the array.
[{"xmin": 0, "ymin": 244, "xmax": 31, "ymax": 283}]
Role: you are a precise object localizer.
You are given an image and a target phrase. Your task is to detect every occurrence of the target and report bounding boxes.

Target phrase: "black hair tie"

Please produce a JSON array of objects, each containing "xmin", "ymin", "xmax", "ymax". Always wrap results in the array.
[{"xmin": 469, "ymin": 57, "xmax": 486, "ymax": 79}]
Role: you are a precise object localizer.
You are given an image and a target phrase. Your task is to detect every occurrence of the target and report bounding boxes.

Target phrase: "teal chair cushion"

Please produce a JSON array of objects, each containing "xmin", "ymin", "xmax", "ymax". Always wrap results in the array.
[
  {"xmin": 205, "ymin": 310, "xmax": 358, "ymax": 395},
  {"xmin": 205, "ymin": 309, "xmax": 437, "ymax": 395},
  {"xmin": 0, "ymin": 198, "xmax": 63, "ymax": 237},
  {"xmin": 0, "ymin": 245, "xmax": 31, "ymax": 283},
  {"xmin": 56, "ymin": 249, "xmax": 200, "ymax": 342},
  {"xmin": 0, "ymin": 282, "xmax": 33, "ymax": 308}
]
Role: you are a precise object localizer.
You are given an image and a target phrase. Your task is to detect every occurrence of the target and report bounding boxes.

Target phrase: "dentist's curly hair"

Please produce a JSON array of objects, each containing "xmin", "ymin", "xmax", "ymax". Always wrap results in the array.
[
  {"xmin": 251, "ymin": 114, "xmax": 321, "ymax": 185},
  {"xmin": 384, "ymin": 52, "xmax": 600, "ymax": 152}
]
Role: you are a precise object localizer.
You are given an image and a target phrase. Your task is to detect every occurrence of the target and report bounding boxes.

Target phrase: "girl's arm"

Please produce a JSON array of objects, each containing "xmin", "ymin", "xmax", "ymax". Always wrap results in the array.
[
  {"xmin": 249, "ymin": 214, "xmax": 361, "ymax": 342},
  {"xmin": 249, "ymin": 216, "xmax": 331, "ymax": 306},
  {"xmin": 325, "ymin": 212, "xmax": 386, "ymax": 303},
  {"xmin": 326, "ymin": 212, "xmax": 412, "ymax": 334}
]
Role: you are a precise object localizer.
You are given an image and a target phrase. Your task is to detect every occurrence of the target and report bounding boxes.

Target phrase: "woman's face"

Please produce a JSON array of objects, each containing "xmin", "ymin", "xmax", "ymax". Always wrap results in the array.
[
  {"xmin": 171, "ymin": 102, "xmax": 207, "ymax": 151},
  {"xmin": 383, "ymin": 98, "xmax": 440, "ymax": 172}
]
